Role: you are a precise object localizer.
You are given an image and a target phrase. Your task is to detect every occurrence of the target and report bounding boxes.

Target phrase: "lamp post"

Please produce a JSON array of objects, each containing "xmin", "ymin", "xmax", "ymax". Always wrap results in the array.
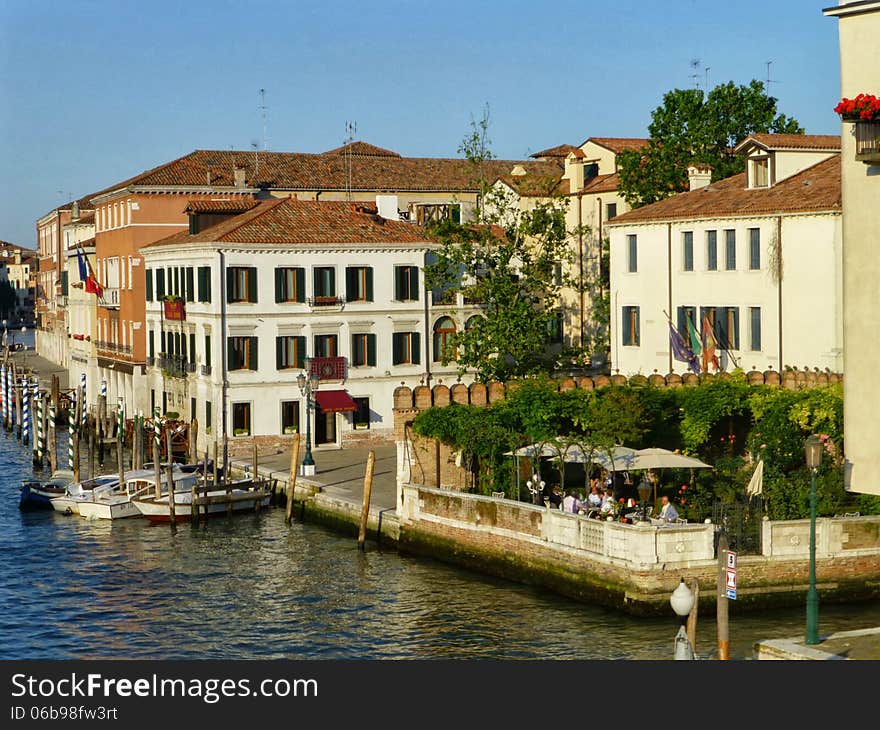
[
  {"xmin": 297, "ymin": 358, "xmax": 318, "ymax": 477},
  {"xmin": 670, "ymin": 577, "xmax": 695, "ymax": 659},
  {"xmin": 804, "ymin": 433, "xmax": 823, "ymax": 645},
  {"xmin": 526, "ymin": 473, "xmax": 545, "ymax": 506},
  {"xmin": 637, "ymin": 476, "xmax": 651, "ymax": 522}
]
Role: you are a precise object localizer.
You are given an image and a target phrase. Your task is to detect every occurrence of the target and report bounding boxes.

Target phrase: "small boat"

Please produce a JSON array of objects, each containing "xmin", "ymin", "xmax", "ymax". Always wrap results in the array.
[
  {"xmin": 132, "ymin": 478, "xmax": 271, "ymax": 522},
  {"xmin": 76, "ymin": 467, "xmax": 201, "ymax": 521},
  {"xmin": 50, "ymin": 475, "xmax": 124, "ymax": 515},
  {"xmin": 19, "ymin": 474, "xmax": 74, "ymax": 511}
]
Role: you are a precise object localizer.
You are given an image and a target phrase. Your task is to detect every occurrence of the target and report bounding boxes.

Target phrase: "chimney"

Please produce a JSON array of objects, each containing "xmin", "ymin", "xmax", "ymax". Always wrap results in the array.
[
  {"xmin": 687, "ymin": 164, "xmax": 712, "ymax": 191},
  {"xmin": 233, "ymin": 166, "xmax": 246, "ymax": 188},
  {"xmin": 71, "ymin": 200, "xmax": 80, "ymax": 221}
]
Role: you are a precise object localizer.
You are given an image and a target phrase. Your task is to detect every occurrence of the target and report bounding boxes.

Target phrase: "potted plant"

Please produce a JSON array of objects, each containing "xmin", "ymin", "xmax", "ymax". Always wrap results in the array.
[{"xmin": 834, "ymin": 94, "xmax": 880, "ymax": 163}]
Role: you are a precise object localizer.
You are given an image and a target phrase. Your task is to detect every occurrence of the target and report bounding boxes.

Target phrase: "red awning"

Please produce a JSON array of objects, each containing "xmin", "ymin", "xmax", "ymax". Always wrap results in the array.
[{"xmin": 315, "ymin": 390, "xmax": 358, "ymax": 413}]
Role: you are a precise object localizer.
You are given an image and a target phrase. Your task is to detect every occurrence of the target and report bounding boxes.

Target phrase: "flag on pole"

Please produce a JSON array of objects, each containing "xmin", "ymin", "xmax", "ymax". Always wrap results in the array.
[
  {"xmin": 701, "ymin": 315, "xmax": 720, "ymax": 372},
  {"xmin": 76, "ymin": 247, "xmax": 88, "ymax": 281},
  {"xmin": 669, "ymin": 322, "xmax": 701, "ymax": 374},
  {"xmin": 686, "ymin": 314, "xmax": 702, "ymax": 365}
]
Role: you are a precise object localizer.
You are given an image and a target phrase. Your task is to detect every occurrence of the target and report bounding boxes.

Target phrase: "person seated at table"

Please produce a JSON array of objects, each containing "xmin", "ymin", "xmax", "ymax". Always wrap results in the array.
[
  {"xmin": 562, "ymin": 491, "xmax": 578, "ymax": 513},
  {"xmin": 599, "ymin": 489, "xmax": 616, "ymax": 517},
  {"xmin": 658, "ymin": 495, "xmax": 679, "ymax": 523},
  {"xmin": 543, "ymin": 484, "xmax": 563, "ymax": 509},
  {"xmin": 587, "ymin": 483, "xmax": 603, "ymax": 509}
]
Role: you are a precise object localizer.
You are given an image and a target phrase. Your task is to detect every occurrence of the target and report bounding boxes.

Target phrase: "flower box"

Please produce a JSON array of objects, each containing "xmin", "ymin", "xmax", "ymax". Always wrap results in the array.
[{"xmin": 835, "ymin": 93, "xmax": 880, "ymax": 123}]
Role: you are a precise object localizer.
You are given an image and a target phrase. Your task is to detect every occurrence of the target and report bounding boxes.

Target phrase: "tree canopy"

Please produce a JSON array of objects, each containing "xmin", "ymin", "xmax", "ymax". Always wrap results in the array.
[{"xmin": 617, "ymin": 80, "xmax": 803, "ymax": 207}]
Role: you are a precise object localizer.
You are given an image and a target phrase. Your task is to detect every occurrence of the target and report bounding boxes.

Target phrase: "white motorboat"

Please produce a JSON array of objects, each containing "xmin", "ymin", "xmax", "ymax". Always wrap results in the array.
[
  {"xmin": 50, "ymin": 475, "xmax": 122, "ymax": 515},
  {"xmin": 132, "ymin": 478, "xmax": 271, "ymax": 522},
  {"xmin": 76, "ymin": 467, "xmax": 201, "ymax": 521}
]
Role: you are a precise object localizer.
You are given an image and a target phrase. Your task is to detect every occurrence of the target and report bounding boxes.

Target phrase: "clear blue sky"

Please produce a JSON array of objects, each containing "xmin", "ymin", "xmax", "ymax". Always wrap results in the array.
[{"xmin": 0, "ymin": 0, "xmax": 843, "ymax": 249}]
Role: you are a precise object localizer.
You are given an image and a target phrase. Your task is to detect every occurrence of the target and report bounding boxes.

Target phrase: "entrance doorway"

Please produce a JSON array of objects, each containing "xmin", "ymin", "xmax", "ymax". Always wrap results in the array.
[{"xmin": 314, "ymin": 403, "xmax": 336, "ymax": 445}]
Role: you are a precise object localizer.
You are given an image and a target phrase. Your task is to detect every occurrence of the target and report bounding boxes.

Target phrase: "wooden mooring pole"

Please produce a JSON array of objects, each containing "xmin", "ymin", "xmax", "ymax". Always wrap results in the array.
[
  {"xmin": 166, "ymin": 429, "xmax": 176, "ymax": 527},
  {"xmin": 686, "ymin": 581, "xmax": 699, "ymax": 657},
  {"xmin": 357, "ymin": 450, "xmax": 376, "ymax": 550},
  {"xmin": 717, "ymin": 531, "xmax": 730, "ymax": 660},
  {"xmin": 285, "ymin": 434, "xmax": 301, "ymax": 526}
]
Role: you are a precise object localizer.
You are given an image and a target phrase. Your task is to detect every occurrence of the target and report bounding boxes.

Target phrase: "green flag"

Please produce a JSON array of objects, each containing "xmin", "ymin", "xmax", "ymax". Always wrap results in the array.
[{"xmin": 686, "ymin": 315, "xmax": 702, "ymax": 361}]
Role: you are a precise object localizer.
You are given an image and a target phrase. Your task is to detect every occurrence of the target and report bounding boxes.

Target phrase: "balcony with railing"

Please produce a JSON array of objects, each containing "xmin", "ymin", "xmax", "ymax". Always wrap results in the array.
[
  {"xmin": 201, "ymin": 364, "xmax": 212, "ymax": 376},
  {"xmin": 99, "ymin": 288, "xmax": 120, "ymax": 308},
  {"xmin": 309, "ymin": 356, "xmax": 347, "ymax": 381},
  {"xmin": 95, "ymin": 340, "xmax": 133, "ymax": 356},
  {"xmin": 855, "ymin": 121, "xmax": 880, "ymax": 163},
  {"xmin": 156, "ymin": 353, "xmax": 191, "ymax": 379}
]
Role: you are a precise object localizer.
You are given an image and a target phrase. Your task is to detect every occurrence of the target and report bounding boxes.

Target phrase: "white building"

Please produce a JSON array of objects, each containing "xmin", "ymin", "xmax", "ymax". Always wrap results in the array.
[
  {"xmin": 824, "ymin": 1, "xmax": 880, "ymax": 496},
  {"xmin": 605, "ymin": 134, "xmax": 842, "ymax": 377},
  {"xmin": 140, "ymin": 197, "xmax": 462, "ymax": 453}
]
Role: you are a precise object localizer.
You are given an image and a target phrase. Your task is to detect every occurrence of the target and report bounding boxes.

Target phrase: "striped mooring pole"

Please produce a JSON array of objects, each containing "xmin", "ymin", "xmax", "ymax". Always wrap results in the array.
[
  {"xmin": 0, "ymin": 364, "xmax": 6, "ymax": 426},
  {"xmin": 21, "ymin": 373, "xmax": 30, "ymax": 446},
  {"xmin": 68, "ymin": 389, "xmax": 76, "ymax": 471},
  {"xmin": 34, "ymin": 378, "xmax": 43, "ymax": 466},
  {"xmin": 81, "ymin": 373, "xmax": 87, "ymax": 426}
]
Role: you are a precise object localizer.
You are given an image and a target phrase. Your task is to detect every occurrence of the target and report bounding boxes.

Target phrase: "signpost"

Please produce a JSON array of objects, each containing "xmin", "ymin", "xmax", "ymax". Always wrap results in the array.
[{"xmin": 726, "ymin": 550, "xmax": 737, "ymax": 600}]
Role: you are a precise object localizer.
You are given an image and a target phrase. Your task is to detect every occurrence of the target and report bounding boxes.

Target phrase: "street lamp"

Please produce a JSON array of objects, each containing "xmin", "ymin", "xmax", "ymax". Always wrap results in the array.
[
  {"xmin": 637, "ymin": 475, "xmax": 652, "ymax": 522},
  {"xmin": 805, "ymin": 433, "xmax": 823, "ymax": 645},
  {"xmin": 670, "ymin": 577, "xmax": 695, "ymax": 659},
  {"xmin": 526, "ymin": 473, "xmax": 545, "ymax": 505},
  {"xmin": 297, "ymin": 358, "xmax": 319, "ymax": 477}
]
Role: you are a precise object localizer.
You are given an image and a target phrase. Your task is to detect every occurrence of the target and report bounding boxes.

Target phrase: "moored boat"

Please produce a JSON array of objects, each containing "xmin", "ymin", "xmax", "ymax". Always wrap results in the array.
[
  {"xmin": 19, "ymin": 474, "xmax": 74, "ymax": 511},
  {"xmin": 76, "ymin": 467, "xmax": 201, "ymax": 521},
  {"xmin": 132, "ymin": 478, "xmax": 271, "ymax": 522},
  {"xmin": 50, "ymin": 475, "xmax": 123, "ymax": 515}
]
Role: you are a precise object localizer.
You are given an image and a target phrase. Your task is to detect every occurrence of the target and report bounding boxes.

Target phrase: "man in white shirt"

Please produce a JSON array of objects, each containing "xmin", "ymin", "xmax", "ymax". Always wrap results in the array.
[{"xmin": 659, "ymin": 495, "xmax": 679, "ymax": 523}]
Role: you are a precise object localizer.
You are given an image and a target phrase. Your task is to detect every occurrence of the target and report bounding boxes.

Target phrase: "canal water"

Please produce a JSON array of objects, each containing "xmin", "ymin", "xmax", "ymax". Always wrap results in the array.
[{"xmin": 3, "ymin": 346, "xmax": 880, "ymax": 660}]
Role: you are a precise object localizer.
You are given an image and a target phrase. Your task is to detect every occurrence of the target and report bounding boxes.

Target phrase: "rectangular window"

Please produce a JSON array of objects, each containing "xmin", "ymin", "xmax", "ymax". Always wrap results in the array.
[
  {"xmin": 621, "ymin": 306, "xmax": 640, "ymax": 346},
  {"xmin": 345, "ymin": 266, "xmax": 374, "ymax": 302},
  {"xmin": 227, "ymin": 336, "xmax": 258, "ymax": 371},
  {"xmin": 173, "ymin": 267, "xmax": 180, "ymax": 297},
  {"xmin": 190, "ymin": 397, "xmax": 196, "ymax": 422},
  {"xmin": 351, "ymin": 333, "xmax": 377, "ymax": 367},
  {"xmin": 677, "ymin": 306, "xmax": 697, "ymax": 337},
  {"xmin": 394, "ymin": 265, "xmax": 420, "ymax": 301},
  {"xmin": 146, "ymin": 269, "xmax": 153, "ymax": 301},
  {"xmin": 185, "ymin": 267, "xmax": 194, "ymax": 301},
  {"xmin": 204, "ymin": 335, "xmax": 211, "ymax": 368},
  {"xmin": 706, "ymin": 230, "xmax": 718, "ymax": 271},
  {"xmin": 281, "ymin": 401, "xmax": 300, "ymax": 434},
  {"xmin": 197, "ymin": 266, "xmax": 212, "ymax": 302},
  {"xmin": 626, "ymin": 235, "xmax": 638, "ymax": 273},
  {"xmin": 724, "ymin": 230, "xmax": 736, "ymax": 270},
  {"xmin": 352, "ymin": 397, "xmax": 370, "ymax": 430},
  {"xmin": 189, "ymin": 333, "xmax": 196, "ymax": 365},
  {"xmin": 682, "ymin": 231, "xmax": 694, "ymax": 271},
  {"xmin": 205, "ymin": 400, "xmax": 212, "ymax": 432},
  {"xmin": 712, "ymin": 307, "xmax": 740, "ymax": 350},
  {"xmin": 156, "ymin": 269, "xmax": 166, "ymax": 300},
  {"xmin": 314, "ymin": 334, "xmax": 337, "ymax": 358},
  {"xmin": 546, "ymin": 311, "xmax": 564, "ymax": 344},
  {"xmin": 276, "ymin": 335, "xmax": 306, "ymax": 370},
  {"xmin": 313, "ymin": 267, "xmax": 335, "ymax": 299},
  {"xmin": 605, "ymin": 202, "xmax": 617, "ymax": 220},
  {"xmin": 148, "ymin": 329, "xmax": 155, "ymax": 358},
  {"xmin": 392, "ymin": 332, "xmax": 421, "ymax": 365},
  {"xmin": 749, "ymin": 307, "xmax": 761, "ymax": 351},
  {"xmin": 227, "ymin": 266, "xmax": 257, "ymax": 303},
  {"xmin": 232, "ymin": 402, "xmax": 251, "ymax": 436},
  {"xmin": 749, "ymin": 228, "xmax": 760, "ymax": 270},
  {"xmin": 753, "ymin": 158, "xmax": 769, "ymax": 187},
  {"xmin": 275, "ymin": 267, "xmax": 305, "ymax": 303}
]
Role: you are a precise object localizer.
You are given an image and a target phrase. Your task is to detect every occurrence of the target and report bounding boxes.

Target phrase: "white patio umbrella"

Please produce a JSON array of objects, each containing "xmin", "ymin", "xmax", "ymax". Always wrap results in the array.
[
  {"xmin": 746, "ymin": 459, "xmax": 764, "ymax": 500},
  {"xmin": 627, "ymin": 447, "xmax": 712, "ymax": 506}
]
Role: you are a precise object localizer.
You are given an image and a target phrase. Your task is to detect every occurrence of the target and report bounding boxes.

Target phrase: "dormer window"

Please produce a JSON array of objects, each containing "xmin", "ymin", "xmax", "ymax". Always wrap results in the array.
[{"xmin": 750, "ymin": 156, "xmax": 771, "ymax": 188}]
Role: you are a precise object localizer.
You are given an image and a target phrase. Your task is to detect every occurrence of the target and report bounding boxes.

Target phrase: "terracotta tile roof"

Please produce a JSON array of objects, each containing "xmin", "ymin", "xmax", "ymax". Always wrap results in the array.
[
  {"xmin": 583, "ymin": 137, "xmax": 649, "ymax": 153},
  {"xmin": 321, "ymin": 141, "xmax": 401, "ymax": 157},
  {"xmin": 740, "ymin": 133, "xmax": 841, "ymax": 152},
  {"xmin": 144, "ymin": 198, "xmax": 438, "ymax": 248},
  {"xmin": 606, "ymin": 155, "xmax": 840, "ymax": 225},
  {"xmin": 496, "ymin": 173, "xmax": 571, "ymax": 197},
  {"xmin": 530, "ymin": 144, "xmax": 578, "ymax": 159},
  {"xmin": 579, "ymin": 172, "xmax": 621, "ymax": 194},
  {"xmin": 96, "ymin": 148, "xmax": 561, "ymax": 195},
  {"xmin": 184, "ymin": 199, "xmax": 259, "ymax": 214}
]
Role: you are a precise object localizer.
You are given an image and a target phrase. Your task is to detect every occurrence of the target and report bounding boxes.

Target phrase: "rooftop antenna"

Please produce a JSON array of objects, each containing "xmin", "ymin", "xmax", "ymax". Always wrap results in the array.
[
  {"xmin": 251, "ymin": 140, "xmax": 259, "ymax": 184},
  {"xmin": 345, "ymin": 120, "xmax": 357, "ymax": 202},
  {"xmin": 705, "ymin": 66, "xmax": 711, "ymax": 91},
  {"xmin": 765, "ymin": 60, "xmax": 776, "ymax": 93},
  {"xmin": 259, "ymin": 88, "xmax": 268, "ymax": 151},
  {"xmin": 690, "ymin": 58, "xmax": 701, "ymax": 89}
]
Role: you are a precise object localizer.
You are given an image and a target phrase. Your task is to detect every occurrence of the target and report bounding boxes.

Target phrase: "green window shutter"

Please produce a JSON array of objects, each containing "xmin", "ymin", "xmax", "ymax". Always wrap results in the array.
[
  {"xmin": 148, "ymin": 330, "xmax": 154, "ymax": 358},
  {"xmin": 276, "ymin": 336, "xmax": 283, "ymax": 369},
  {"xmin": 394, "ymin": 267, "xmax": 403, "ymax": 300},
  {"xmin": 197, "ymin": 266, "xmax": 211, "ymax": 302},
  {"xmin": 409, "ymin": 266, "xmax": 419, "ymax": 300},
  {"xmin": 392, "ymin": 333, "xmax": 402, "ymax": 364},
  {"xmin": 226, "ymin": 269, "xmax": 234, "ymax": 303},
  {"xmin": 346, "ymin": 267, "xmax": 356, "ymax": 301},
  {"xmin": 367, "ymin": 334, "xmax": 376, "ymax": 366},
  {"xmin": 226, "ymin": 338, "xmax": 234, "ymax": 370},
  {"xmin": 295, "ymin": 336, "xmax": 306, "ymax": 368},
  {"xmin": 412, "ymin": 332, "xmax": 421, "ymax": 364},
  {"xmin": 205, "ymin": 335, "xmax": 211, "ymax": 365},
  {"xmin": 295, "ymin": 268, "xmax": 305, "ymax": 302},
  {"xmin": 181, "ymin": 333, "xmax": 187, "ymax": 359},
  {"xmin": 61, "ymin": 272, "xmax": 69, "ymax": 296},
  {"xmin": 189, "ymin": 333, "xmax": 195, "ymax": 364},
  {"xmin": 249, "ymin": 336, "xmax": 258, "ymax": 370},
  {"xmin": 366, "ymin": 268, "xmax": 374, "ymax": 302},
  {"xmin": 156, "ymin": 269, "xmax": 165, "ymax": 299},
  {"xmin": 146, "ymin": 269, "xmax": 153, "ymax": 301},
  {"xmin": 247, "ymin": 268, "xmax": 257, "ymax": 303},
  {"xmin": 622, "ymin": 308, "xmax": 632, "ymax": 345},
  {"xmin": 275, "ymin": 269, "xmax": 283, "ymax": 303},
  {"xmin": 197, "ymin": 267, "xmax": 205, "ymax": 302},
  {"xmin": 328, "ymin": 268, "xmax": 335, "ymax": 296},
  {"xmin": 185, "ymin": 267, "xmax": 194, "ymax": 302}
]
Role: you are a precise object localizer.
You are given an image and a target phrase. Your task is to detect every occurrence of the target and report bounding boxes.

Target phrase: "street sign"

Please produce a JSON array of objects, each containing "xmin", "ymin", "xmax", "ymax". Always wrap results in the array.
[{"xmin": 725, "ymin": 550, "xmax": 738, "ymax": 599}]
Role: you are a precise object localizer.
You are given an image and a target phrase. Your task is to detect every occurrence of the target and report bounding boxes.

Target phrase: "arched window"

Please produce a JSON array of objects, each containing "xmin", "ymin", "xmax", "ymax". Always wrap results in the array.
[{"xmin": 433, "ymin": 316, "xmax": 457, "ymax": 363}]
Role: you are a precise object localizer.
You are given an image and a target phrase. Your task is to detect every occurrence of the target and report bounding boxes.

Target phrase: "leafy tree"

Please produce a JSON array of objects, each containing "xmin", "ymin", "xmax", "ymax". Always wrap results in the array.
[
  {"xmin": 618, "ymin": 80, "xmax": 803, "ymax": 207},
  {"xmin": 425, "ymin": 109, "xmax": 576, "ymax": 383}
]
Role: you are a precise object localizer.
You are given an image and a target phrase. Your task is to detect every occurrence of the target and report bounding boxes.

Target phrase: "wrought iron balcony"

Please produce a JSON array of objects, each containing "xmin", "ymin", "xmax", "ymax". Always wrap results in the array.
[{"xmin": 308, "ymin": 295, "xmax": 344, "ymax": 308}]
